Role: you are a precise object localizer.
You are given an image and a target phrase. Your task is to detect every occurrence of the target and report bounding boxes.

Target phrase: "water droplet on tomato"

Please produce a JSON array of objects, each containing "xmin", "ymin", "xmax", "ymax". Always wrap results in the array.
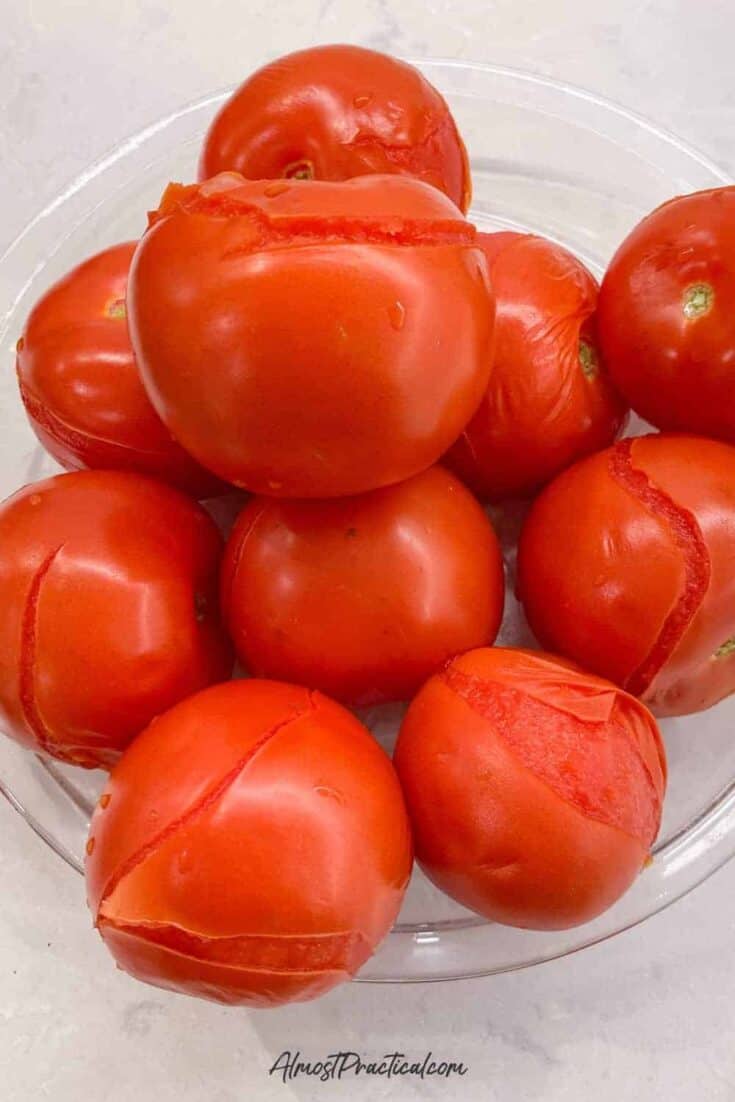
[
  {"xmin": 86, "ymin": 837, "xmax": 96, "ymax": 856},
  {"xmin": 388, "ymin": 302, "xmax": 406, "ymax": 331},
  {"xmin": 353, "ymin": 94, "xmax": 372, "ymax": 108},
  {"xmin": 29, "ymin": 494, "xmax": 42, "ymax": 506}
]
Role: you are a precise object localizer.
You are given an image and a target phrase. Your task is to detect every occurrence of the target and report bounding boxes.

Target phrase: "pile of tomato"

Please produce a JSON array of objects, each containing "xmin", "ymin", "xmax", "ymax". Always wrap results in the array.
[{"xmin": 4, "ymin": 44, "xmax": 735, "ymax": 1007}]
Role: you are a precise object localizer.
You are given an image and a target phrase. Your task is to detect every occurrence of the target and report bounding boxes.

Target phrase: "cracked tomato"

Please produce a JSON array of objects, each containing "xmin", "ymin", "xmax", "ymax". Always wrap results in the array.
[
  {"xmin": 199, "ymin": 44, "xmax": 470, "ymax": 212},
  {"xmin": 85, "ymin": 679, "xmax": 412, "ymax": 1006},
  {"xmin": 16, "ymin": 243, "xmax": 223, "ymax": 498},
  {"xmin": 517, "ymin": 433, "xmax": 735, "ymax": 716},
  {"xmin": 0, "ymin": 470, "xmax": 232, "ymax": 768},
  {"xmin": 128, "ymin": 172, "xmax": 493, "ymax": 497},
  {"xmin": 598, "ymin": 187, "xmax": 735, "ymax": 443},
  {"xmin": 221, "ymin": 465, "xmax": 505, "ymax": 706},
  {"xmin": 394, "ymin": 647, "xmax": 666, "ymax": 930},
  {"xmin": 446, "ymin": 232, "xmax": 627, "ymax": 502}
]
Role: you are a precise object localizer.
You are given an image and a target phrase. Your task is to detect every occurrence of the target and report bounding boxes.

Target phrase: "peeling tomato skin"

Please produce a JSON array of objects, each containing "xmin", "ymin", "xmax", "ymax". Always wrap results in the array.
[
  {"xmin": 518, "ymin": 434, "xmax": 735, "ymax": 716},
  {"xmin": 221, "ymin": 466, "xmax": 505, "ymax": 706},
  {"xmin": 129, "ymin": 173, "xmax": 493, "ymax": 498},
  {"xmin": 446, "ymin": 232, "xmax": 628, "ymax": 503},
  {"xmin": 393, "ymin": 648, "xmax": 665, "ymax": 930},
  {"xmin": 16, "ymin": 243, "xmax": 224, "ymax": 499},
  {"xmin": 86, "ymin": 680, "xmax": 412, "ymax": 1006},
  {"xmin": 598, "ymin": 186, "xmax": 735, "ymax": 443},
  {"xmin": 199, "ymin": 44, "xmax": 471, "ymax": 212},
  {"xmin": 0, "ymin": 471, "xmax": 232, "ymax": 768}
]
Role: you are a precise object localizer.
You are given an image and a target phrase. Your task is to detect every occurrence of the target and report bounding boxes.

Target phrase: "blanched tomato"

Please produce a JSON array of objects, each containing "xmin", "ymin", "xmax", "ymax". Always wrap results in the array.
[
  {"xmin": 598, "ymin": 187, "xmax": 735, "ymax": 442},
  {"xmin": 16, "ymin": 243, "xmax": 223, "ymax": 498},
  {"xmin": 518, "ymin": 433, "xmax": 735, "ymax": 716},
  {"xmin": 221, "ymin": 466, "xmax": 505, "ymax": 705},
  {"xmin": 86, "ymin": 679, "xmax": 412, "ymax": 1006},
  {"xmin": 0, "ymin": 470, "xmax": 232, "ymax": 768},
  {"xmin": 447, "ymin": 232, "xmax": 627, "ymax": 502},
  {"xmin": 128, "ymin": 173, "xmax": 493, "ymax": 497},
  {"xmin": 199, "ymin": 44, "xmax": 470, "ymax": 211},
  {"xmin": 394, "ymin": 647, "xmax": 666, "ymax": 930}
]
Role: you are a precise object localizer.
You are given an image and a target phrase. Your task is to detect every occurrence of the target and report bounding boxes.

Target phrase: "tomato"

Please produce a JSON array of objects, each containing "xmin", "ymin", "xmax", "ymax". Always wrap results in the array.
[
  {"xmin": 446, "ymin": 232, "xmax": 627, "ymax": 502},
  {"xmin": 128, "ymin": 172, "xmax": 493, "ymax": 498},
  {"xmin": 221, "ymin": 466, "xmax": 505, "ymax": 706},
  {"xmin": 393, "ymin": 647, "xmax": 666, "ymax": 930},
  {"xmin": 0, "ymin": 471, "xmax": 232, "ymax": 768},
  {"xmin": 517, "ymin": 433, "xmax": 735, "ymax": 716},
  {"xmin": 85, "ymin": 679, "xmax": 412, "ymax": 1006},
  {"xmin": 16, "ymin": 243, "xmax": 223, "ymax": 498},
  {"xmin": 199, "ymin": 44, "xmax": 470, "ymax": 212},
  {"xmin": 598, "ymin": 187, "xmax": 735, "ymax": 442}
]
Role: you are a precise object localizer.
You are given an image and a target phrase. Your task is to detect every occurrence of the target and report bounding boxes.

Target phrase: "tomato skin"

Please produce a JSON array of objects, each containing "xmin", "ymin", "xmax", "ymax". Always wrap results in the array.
[
  {"xmin": 199, "ymin": 44, "xmax": 470, "ymax": 212},
  {"xmin": 446, "ymin": 232, "xmax": 627, "ymax": 502},
  {"xmin": 128, "ymin": 173, "xmax": 493, "ymax": 498},
  {"xmin": 221, "ymin": 466, "xmax": 505, "ymax": 706},
  {"xmin": 16, "ymin": 244, "xmax": 223, "ymax": 499},
  {"xmin": 86, "ymin": 679, "xmax": 412, "ymax": 1006},
  {"xmin": 598, "ymin": 187, "xmax": 735, "ymax": 442},
  {"xmin": 517, "ymin": 433, "xmax": 735, "ymax": 716},
  {"xmin": 0, "ymin": 470, "xmax": 232, "ymax": 768},
  {"xmin": 393, "ymin": 647, "xmax": 665, "ymax": 930}
]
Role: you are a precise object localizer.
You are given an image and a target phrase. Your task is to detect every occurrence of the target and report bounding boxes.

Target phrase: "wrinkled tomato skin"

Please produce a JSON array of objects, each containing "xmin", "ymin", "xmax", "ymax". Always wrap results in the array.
[
  {"xmin": 0, "ymin": 470, "xmax": 232, "ymax": 769},
  {"xmin": 128, "ymin": 173, "xmax": 493, "ymax": 498},
  {"xmin": 517, "ymin": 434, "xmax": 735, "ymax": 716},
  {"xmin": 598, "ymin": 187, "xmax": 735, "ymax": 442},
  {"xmin": 199, "ymin": 44, "xmax": 471, "ymax": 212},
  {"xmin": 446, "ymin": 232, "xmax": 627, "ymax": 502},
  {"xmin": 393, "ymin": 647, "xmax": 666, "ymax": 930},
  {"xmin": 16, "ymin": 243, "xmax": 224, "ymax": 499},
  {"xmin": 221, "ymin": 466, "xmax": 505, "ymax": 706},
  {"xmin": 85, "ymin": 679, "xmax": 412, "ymax": 1007}
]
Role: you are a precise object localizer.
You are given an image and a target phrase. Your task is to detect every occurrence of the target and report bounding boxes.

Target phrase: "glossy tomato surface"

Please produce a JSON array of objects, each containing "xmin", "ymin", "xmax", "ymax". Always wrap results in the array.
[
  {"xmin": 394, "ymin": 647, "xmax": 666, "ymax": 930},
  {"xmin": 598, "ymin": 187, "xmax": 735, "ymax": 442},
  {"xmin": 0, "ymin": 470, "xmax": 232, "ymax": 768},
  {"xmin": 16, "ymin": 243, "xmax": 223, "ymax": 498},
  {"xmin": 199, "ymin": 44, "xmax": 470, "ymax": 211},
  {"xmin": 447, "ymin": 232, "xmax": 627, "ymax": 502},
  {"xmin": 221, "ymin": 466, "xmax": 505, "ymax": 705},
  {"xmin": 86, "ymin": 679, "xmax": 412, "ymax": 1006},
  {"xmin": 518, "ymin": 433, "xmax": 735, "ymax": 716},
  {"xmin": 129, "ymin": 173, "xmax": 493, "ymax": 497}
]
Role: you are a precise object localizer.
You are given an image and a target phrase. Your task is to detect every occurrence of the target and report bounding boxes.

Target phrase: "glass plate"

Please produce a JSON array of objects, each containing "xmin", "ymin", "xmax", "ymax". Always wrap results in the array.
[{"xmin": 0, "ymin": 60, "xmax": 732, "ymax": 984}]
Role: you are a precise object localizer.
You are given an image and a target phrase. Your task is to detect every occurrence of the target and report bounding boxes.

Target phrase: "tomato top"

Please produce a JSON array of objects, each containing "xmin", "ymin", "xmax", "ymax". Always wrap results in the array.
[{"xmin": 199, "ymin": 44, "xmax": 470, "ymax": 212}]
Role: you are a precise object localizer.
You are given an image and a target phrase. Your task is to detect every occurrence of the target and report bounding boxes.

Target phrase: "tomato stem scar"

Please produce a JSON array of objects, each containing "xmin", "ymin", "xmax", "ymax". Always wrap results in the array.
[
  {"xmin": 682, "ymin": 282, "xmax": 714, "ymax": 319},
  {"xmin": 715, "ymin": 637, "xmax": 735, "ymax": 658},
  {"xmin": 578, "ymin": 340, "xmax": 598, "ymax": 379},
  {"xmin": 283, "ymin": 159, "xmax": 314, "ymax": 180}
]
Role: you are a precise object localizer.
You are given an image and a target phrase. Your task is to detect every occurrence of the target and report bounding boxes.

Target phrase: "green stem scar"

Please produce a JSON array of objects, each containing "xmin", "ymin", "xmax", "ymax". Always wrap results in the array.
[
  {"xmin": 283, "ymin": 159, "xmax": 314, "ymax": 180},
  {"xmin": 714, "ymin": 637, "xmax": 735, "ymax": 659},
  {"xmin": 683, "ymin": 283, "xmax": 714, "ymax": 320}
]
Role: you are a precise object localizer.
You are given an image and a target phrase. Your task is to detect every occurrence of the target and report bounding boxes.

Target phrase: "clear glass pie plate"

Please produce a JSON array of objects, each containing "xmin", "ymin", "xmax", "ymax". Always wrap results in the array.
[{"xmin": 1, "ymin": 60, "xmax": 733, "ymax": 984}]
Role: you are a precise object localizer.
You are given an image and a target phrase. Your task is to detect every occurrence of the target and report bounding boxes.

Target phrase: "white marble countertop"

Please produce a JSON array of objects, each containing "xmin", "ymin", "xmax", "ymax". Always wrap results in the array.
[{"xmin": 2, "ymin": 2, "xmax": 735, "ymax": 1099}]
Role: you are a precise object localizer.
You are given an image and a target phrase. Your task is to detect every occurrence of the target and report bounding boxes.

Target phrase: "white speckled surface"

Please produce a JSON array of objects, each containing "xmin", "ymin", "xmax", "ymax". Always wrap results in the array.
[{"xmin": 2, "ymin": 3, "xmax": 735, "ymax": 1098}]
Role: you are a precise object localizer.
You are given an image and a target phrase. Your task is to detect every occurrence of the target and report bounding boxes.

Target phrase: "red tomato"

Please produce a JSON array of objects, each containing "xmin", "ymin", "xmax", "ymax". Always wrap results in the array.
[
  {"xmin": 16, "ymin": 243, "xmax": 223, "ymax": 498},
  {"xmin": 0, "ymin": 471, "xmax": 232, "ymax": 768},
  {"xmin": 446, "ymin": 232, "xmax": 627, "ymax": 502},
  {"xmin": 221, "ymin": 466, "xmax": 505, "ymax": 705},
  {"xmin": 517, "ymin": 433, "xmax": 735, "ymax": 716},
  {"xmin": 128, "ymin": 173, "xmax": 493, "ymax": 497},
  {"xmin": 85, "ymin": 679, "xmax": 412, "ymax": 1006},
  {"xmin": 199, "ymin": 44, "xmax": 470, "ymax": 212},
  {"xmin": 598, "ymin": 187, "xmax": 735, "ymax": 441},
  {"xmin": 394, "ymin": 647, "xmax": 666, "ymax": 930}
]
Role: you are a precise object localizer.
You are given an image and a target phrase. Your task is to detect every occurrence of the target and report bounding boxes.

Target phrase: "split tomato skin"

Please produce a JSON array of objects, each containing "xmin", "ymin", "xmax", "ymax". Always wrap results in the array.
[
  {"xmin": 598, "ymin": 187, "xmax": 735, "ymax": 443},
  {"xmin": 16, "ymin": 243, "xmax": 223, "ymax": 499},
  {"xmin": 0, "ymin": 470, "xmax": 232, "ymax": 769},
  {"xmin": 128, "ymin": 173, "xmax": 493, "ymax": 498},
  {"xmin": 199, "ymin": 44, "xmax": 471, "ymax": 212},
  {"xmin": 517, "ymin": 433, "xmax": 735, "ymax": 716},
  {"xmin": 221, "ymin": 466, "xmax": 505, "ymax": 706},
  {"xmin": 86, "ymin": 679, "xmax": 413, "ymax": 1007},
  {"xmin": 393, "ymin": 647, "xmax": 666, "ymax": 930},
  {"xmin": 446, "ymin": 232, "xmax": 627, "ymax": 502}
]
